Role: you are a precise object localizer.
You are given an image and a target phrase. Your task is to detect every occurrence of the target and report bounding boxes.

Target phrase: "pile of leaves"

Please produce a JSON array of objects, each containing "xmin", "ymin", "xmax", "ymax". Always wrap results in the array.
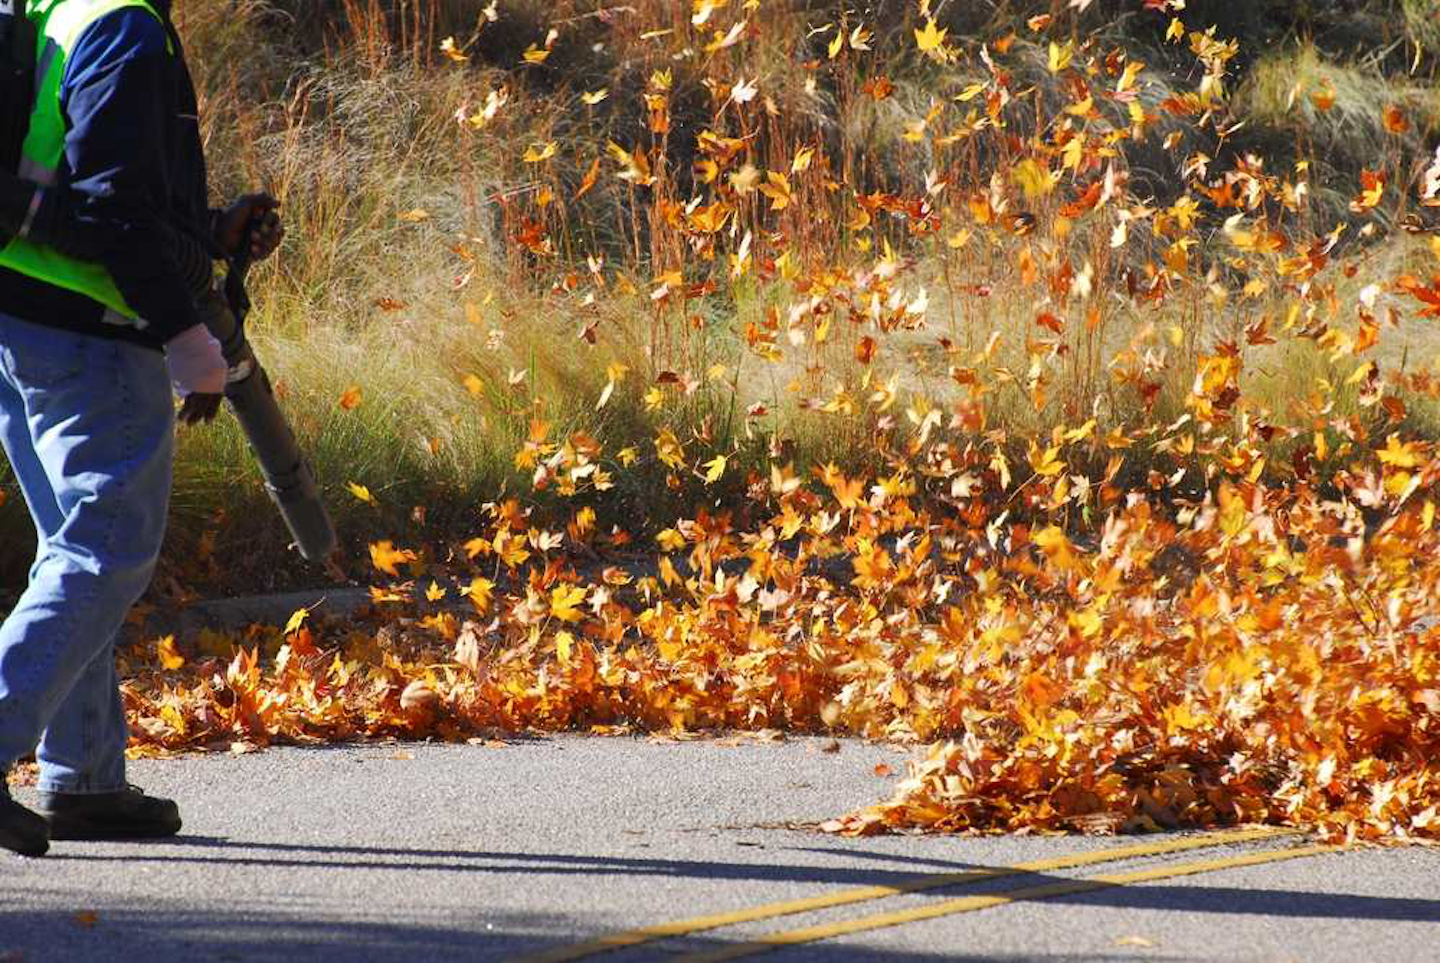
[
  {"xmin": 126, "ymin": 455, "xmax": 1439, "ymax": 843},
  {"xmin": 106, "ymin": 0, "xmax": 1440, "ymax": 844}
]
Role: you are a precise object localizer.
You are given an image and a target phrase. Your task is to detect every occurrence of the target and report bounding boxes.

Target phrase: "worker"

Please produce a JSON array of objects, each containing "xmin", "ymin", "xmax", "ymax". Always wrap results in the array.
[{"xmin": 0, "ymin": 0, "xmax": 280, "ymax": 857}]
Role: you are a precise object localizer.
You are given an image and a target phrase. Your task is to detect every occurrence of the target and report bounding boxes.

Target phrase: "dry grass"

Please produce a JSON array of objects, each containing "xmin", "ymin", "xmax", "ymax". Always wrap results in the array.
[{"xmin": 5, "ymin": 0, "xmax": 1440, "ymax": 596}]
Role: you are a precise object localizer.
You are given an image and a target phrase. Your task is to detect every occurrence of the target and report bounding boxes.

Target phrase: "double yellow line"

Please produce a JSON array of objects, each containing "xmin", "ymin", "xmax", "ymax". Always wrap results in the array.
[{"xmin": 514, "ymin": 827, "xmax": 1335, "ymax": 963}]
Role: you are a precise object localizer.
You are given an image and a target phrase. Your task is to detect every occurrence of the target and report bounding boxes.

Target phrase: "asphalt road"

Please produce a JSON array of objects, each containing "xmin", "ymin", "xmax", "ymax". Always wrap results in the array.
[{"xmin": 3, "ymin": 738, "xmax": 1437, "ymax": 962}]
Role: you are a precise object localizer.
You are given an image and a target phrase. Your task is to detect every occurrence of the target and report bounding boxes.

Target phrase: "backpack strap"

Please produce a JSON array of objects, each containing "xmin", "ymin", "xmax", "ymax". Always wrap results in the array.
[{"xmin": 1, "ymin": 0, "xmax": 37, "ymax": 175}]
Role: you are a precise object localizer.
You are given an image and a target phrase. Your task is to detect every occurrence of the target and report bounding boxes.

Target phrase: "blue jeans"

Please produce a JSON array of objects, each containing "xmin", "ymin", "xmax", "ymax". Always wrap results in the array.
[{"xmin": 0, "ymin": 312, "xmax": 173, "ymax": 794}]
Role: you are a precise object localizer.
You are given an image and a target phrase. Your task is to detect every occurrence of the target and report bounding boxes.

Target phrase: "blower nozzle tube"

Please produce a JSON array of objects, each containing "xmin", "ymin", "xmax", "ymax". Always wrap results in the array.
[
  {"xmin": 225, "ymin": 349, "xmax": 337, "ymax": 562},
  {"xmin": 199, "ymin": 263, "xmax": 338, "ymax": 563}
]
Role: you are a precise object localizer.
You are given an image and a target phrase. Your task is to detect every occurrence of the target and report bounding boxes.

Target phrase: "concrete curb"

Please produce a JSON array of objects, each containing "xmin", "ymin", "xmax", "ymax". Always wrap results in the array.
[{"xmin": 133, "ymin": 586, "xmax": 374, "ymax": 640}]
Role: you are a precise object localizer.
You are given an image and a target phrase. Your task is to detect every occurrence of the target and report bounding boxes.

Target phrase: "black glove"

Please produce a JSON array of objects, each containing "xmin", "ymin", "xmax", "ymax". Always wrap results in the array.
[
  {"xmin": 213, "ymin": 194, "xmax": 283, "ymax": 261},
  {"xmin": 0, "ymin": 170, "xmax": 40, "ymax": 241}
]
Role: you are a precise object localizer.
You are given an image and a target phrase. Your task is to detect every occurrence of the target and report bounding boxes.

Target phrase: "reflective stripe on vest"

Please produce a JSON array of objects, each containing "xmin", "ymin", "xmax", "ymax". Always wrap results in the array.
[{"xmin": 0, "ymin": 0, "xmax": 168, "ymax": 326}]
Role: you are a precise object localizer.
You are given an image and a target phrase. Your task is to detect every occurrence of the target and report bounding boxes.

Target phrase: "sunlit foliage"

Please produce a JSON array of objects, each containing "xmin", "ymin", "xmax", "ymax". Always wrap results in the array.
[{"xmin": 110, "ymin": 0, "xmax": 1440, "ymax": 843}]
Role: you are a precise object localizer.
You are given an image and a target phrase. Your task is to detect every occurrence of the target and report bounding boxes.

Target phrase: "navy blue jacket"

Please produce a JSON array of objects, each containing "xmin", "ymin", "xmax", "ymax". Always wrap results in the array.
[{"xmin": 0, "ymin": 0, "xmax": 212, "ymax": 348}]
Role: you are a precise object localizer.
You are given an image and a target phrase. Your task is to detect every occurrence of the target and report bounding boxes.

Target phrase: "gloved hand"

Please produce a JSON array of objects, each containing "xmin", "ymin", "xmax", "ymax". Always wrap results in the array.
[
  {"xmin": 165, "ymin": 323, "xmax": 227, "ymax": 424},
  {"xmin": 213, "ymin": 193, "xmax": 283, "ymax": 261},
  {"xmin": 0, "ymin": 171, "xmax": 41, "ymax": 241}
]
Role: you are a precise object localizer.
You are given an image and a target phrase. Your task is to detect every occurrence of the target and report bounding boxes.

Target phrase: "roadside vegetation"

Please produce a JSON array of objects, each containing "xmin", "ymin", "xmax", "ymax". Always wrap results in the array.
[
  {"xmin": 5, "ymin": 1, "xmax": 1440, "ymax": 842},
  {"xmin": 6, "ymin": 0, "xmax": 1434, "ymax": 594}
]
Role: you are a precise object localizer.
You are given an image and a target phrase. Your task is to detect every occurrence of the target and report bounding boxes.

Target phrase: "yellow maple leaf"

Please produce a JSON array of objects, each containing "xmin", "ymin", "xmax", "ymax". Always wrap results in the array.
[
  {"xmin": 1013, "ymin": 159, "xmax": 1057, "ymax": 199},
  {"xmin": 1063, "ymin": 420, "xmax": 1097, "ymax": 444},
  {"xmin": 914, "ymin": 19, "xmax": 947, "ymax": 54},
  {"xmin": 461, "ymin": 576, "xmax": 495, "ymax": 614},
  {"xmin": 1351, "ymin": 170, "xmax": 1386, "ymax": 211},
  {"xmin": 1377, "ymin": 434, "xmax": 1422, "ymax": 470},
  {"xmin": 572, "ymin": 506, "xmax": 597, "ymax": 536},
  {"xmin": 523, "ymin": 141, "xmax": 558, "ymax": 164},
  {"xmin": 655, "ymin": 428, "xmax": 687, "ymax": 470},
  {"xmin": 555, "ymin": 630, "xmax": 575, "ymax": 667},
  {"xmin": 700, "ymin": 20, "xmax": 746, "ymax": 53},
  {"xmin": 494, "ymin": 531, "xmax": 531, "ymax": 568},
  {"xmin": 606, "ymin": 141, "xmax": 656, "ymax": 186},
  {"xmin": 691, "ymin": 0, "xmax": 728, "ymax": 26},
  {"xmin": 702, "ymin": 454, "xmax": 727, "ymax": 483},
  {"xmin": 757, "ymin": 171, "xmax": 792, "ymax": 210},
  {"xmin": 1116, "ymin": 60, "xmax": 1144, "ymax": 94},
  {"xmin": 1028, "ymin": 442, "xmax": 1065, "ymax": 477},
  {"xmin": 369, "ymin": 541, "xmax": 416, "ymax": 577},
  {"xmin": 549, "ymin": 584, "xmax": 588, "ymax": 623},
  {"xmin": 955, "ymin": 81, "xmax": 987, "ymax": 102},
  {"xmin": 156, "ymin": 635, "xmax": 185, "ymax": 671},
  {"xmin": 346, "ymin": 482, "xmax": 374, "ymax": 504},
  {"xmin": 283, "ymin": 607, "xmax": 311, "ymax": 635},
  {"xmin": 1069, "ymin": 605, "xmax": 1103, "ymax": 638}
]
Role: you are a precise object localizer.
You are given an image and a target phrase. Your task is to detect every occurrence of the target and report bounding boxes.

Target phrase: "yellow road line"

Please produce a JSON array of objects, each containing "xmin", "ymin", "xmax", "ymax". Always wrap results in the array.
[
  {"xmin": 671, "ymin": 843, "xmax": 1338, "ymax": 963},
  {"xmin": 510, "ymin": 826, "xmax": 1298, "ymax": 963}
]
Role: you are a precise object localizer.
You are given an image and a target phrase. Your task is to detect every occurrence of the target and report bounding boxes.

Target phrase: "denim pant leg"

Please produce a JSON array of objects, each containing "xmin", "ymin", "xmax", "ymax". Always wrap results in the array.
[
  {"xmin": 0, "ymin": 314, "xmax": 174, "ymax": 793},
  {"xmin": 0, "ymin": 338, "xmax": 134, "ymax": 793},
  {"xmin": 38, "ymin": 636, "xmax": 131, "ymax": 793}
]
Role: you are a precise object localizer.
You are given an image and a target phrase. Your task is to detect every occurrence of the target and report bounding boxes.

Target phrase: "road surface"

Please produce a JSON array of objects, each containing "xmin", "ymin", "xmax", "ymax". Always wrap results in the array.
[{"xmin": 3, "ymin": 737, "xmax": 1437, "ymax": 962}]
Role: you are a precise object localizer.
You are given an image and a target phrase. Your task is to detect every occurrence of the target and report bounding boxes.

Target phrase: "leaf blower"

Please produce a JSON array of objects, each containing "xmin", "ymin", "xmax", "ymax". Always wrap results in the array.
[{"xmin": 199, "ymin": 249, "xmax": 339, "ymax": 565}]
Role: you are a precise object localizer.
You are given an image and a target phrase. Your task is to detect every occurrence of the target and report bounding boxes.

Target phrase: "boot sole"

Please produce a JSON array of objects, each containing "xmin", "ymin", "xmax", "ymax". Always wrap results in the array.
[{"xmin": 0, "ymin": 825, "xmax": 49, "ymax": 857}]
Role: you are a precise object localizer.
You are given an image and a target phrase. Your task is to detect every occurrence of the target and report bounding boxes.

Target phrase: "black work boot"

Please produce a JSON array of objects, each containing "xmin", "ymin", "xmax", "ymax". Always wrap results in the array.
[
  {"xmin": 38, "ymin": 784, "xmax": 182, "ymax": 841},
  {"xmin": 1, "ymin": 780, "xmax": 50, "ymax": 857}
]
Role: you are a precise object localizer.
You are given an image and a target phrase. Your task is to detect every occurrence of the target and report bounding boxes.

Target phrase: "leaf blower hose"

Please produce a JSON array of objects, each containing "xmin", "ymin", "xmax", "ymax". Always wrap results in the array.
[{"xmin": 197, "ymin": 248, "xmax": 340, "ymax": 568}]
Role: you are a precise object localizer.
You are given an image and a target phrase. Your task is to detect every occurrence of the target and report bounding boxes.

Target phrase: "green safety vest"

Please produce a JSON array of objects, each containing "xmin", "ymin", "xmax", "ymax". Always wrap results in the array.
[{"xmin": 0, "ymin": 0, "xmax": 168, "ymax": 324}]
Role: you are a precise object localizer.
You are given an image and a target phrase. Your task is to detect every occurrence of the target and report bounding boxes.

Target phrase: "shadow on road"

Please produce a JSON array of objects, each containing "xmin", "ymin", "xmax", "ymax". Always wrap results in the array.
[
  {"xmin": 49, "ymin": 834, "xmax": 1000, "ymax": 884},
  {"xmin": 0, "ymin": 904, "xmax": 1179, "ymax": 963},
  {"xmin": 0, "ymin": 906, "xmax": 565, "ymax": 963},
  {"xmin": 45, "ymin": 837, "xmax": 1440, "ymax": 924}
]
